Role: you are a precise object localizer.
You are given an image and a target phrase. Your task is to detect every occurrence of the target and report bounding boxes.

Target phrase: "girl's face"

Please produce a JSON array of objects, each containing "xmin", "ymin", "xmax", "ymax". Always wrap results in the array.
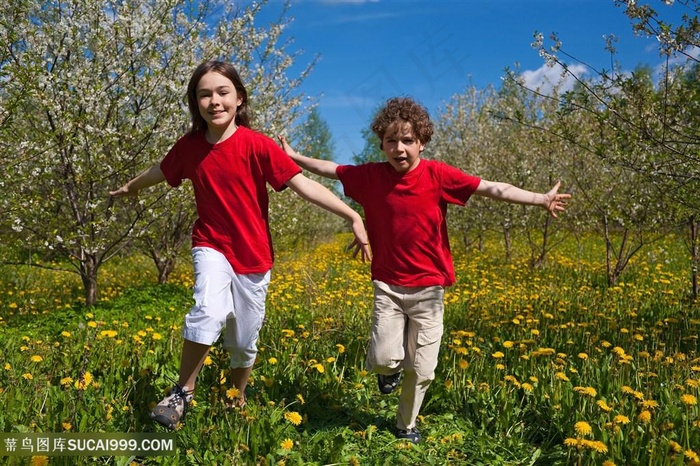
[
  {"xmin": 195, "ymin": 71, "xmax": 242, "ymax": 134},
  {"xmin": 381, "ymin": 122, "xmax": 425, "ymax": 173}
]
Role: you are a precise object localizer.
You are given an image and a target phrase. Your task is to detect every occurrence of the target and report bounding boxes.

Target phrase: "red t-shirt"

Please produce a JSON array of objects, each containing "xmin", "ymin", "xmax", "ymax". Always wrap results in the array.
[
  {"xmin": 160, "ymin": 127, "xmax": 301, "ymax": 273},
  {"xmin": 337, "ymin": 159, "xmax": 480, "ymax": 287}
]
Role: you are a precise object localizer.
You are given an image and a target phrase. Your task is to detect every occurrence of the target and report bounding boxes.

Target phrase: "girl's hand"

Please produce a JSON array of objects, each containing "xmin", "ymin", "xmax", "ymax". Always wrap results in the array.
[{"xmin": 347, "ymin": 237, "xmax": 372, "ymax": 263}]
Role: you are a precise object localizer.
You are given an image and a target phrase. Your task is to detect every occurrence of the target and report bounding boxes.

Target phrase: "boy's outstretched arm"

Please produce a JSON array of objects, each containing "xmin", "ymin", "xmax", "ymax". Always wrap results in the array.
[
  {"xmin": 474, "ymin": 179, "xmax": 571, "ymax": 218},
  {"xmin": 285, "ymin": 173, "xmax": 372, "ymax": 262},
  {"xmin": 109, "ymin": 163, "xmax": 166, "ymax": 197},
  {"xmin": 278, "ymin": 135, "xmax": 340, "ymax": 180}
]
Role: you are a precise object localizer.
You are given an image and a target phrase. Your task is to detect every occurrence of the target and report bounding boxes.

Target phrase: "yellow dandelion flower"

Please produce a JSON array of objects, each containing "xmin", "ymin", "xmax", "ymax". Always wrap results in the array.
[
  {"xmin": 4, "ymin": 363, "xmax": 11, "ymax": 370},
  {"xmin": 30, "ymin": 355, "xmax": 43, "ymax": 363},
  {"xmin": 62, "ymin": 422, "xmax": 72, "ymax": 431},
  {"xmin": 586, "ymin": 440, "xmax": 608, "ymax": 453},
  {"xmin": 458, "ymin": 359, "xmax": 468, "ymax": 369},
  {"xmin": 22, "ymin": 373, "xmax": 33, "ymax": 380},
  {"xmin": 613, "ymin": 415, "xmax": 630, "ymax": 425},
  {"xmin": 602, "ymin": 461, "xmax": 616, "ymax": 466},
  {"xmin": 284, "ymin": 411, "xmax": 302, "ymax": 426},
  {"xmin": 296, "ymin": 393, "xmax": 305, "ymax": 405},
  {"xmin": 336, "ymin": 344, "xmax": 345, "ymax": 353},
  {"xmin": 596, "ymin": 400, "xmax": 612, "ymax": 412},
  {"xmin": 574, "ymin": 421, "xmax": 593, "ymax": 437},
  {"xmin": 555, "ymin": 372, "xmax": 569, "ymax": 382},
  {"xmin": 87, "ymin": 321, "xmax": 97, "ymax": 328},
  {"xmin": 574, "ymin": 386, "xmax": 597, "ymax": 397},
  {"xmin": 492, "ymin": 351, "xmax": 505, "ymax": 359},
  {"xmin": 638, "ymin": 410, "xmax": 652, "ymax": 423},
  {"xmin": 312, "ymin": 363, "xmax": 325, "ymax": 374},
  {"xmin": 522, "ymin": 383, "xmax": 534, "ymax": 392},
  {"xmin": 100, "ymin": 330, "xmax": 117, "ymax": 338},
  {"xmin": 642, "ymin": 399, "xmax": 659, "ymax": 409},
  {"xmin": 60, "ymin": 377, "xmax": 73, "ymax": 386},
  {"xmin": 226, "ymin": 387, "xmax": 241, "ymax": 400},
  {"xmin": 578, "ymin": 353, "xmax": 588, "ymax": 360},
  {"xmin": 503, "ymin": 341, "xmax": 514, "ymax": 348},
  {"xmin": 268, "ymin": 357, "xmax": 278, "ymax": 365},
  {"xmin": 681, "ymin": 394, "xmax": 698, "ymax": 406},
  {"xmin": 29, "ymin": 456, "xmax": 48, "ymax": 466},
  {"xmin": 686, "ymin": 450, "xmax": 700, "ymax": 462},
  {"xmin": 152, "ymin": 333, "xmax": 162, "ymax": 340},
  {"xmin": 669, "ymin": 441, "xmax": 683, "ymax": 453},
  {"xmin": 61, "ymin": 331, "xmax": 71, "ymax": 337},
  {"xmin": 280, "ymin": 438, "xmax": 293, "ymax": 450},
  {"xmin": 564, "ymin": 438, "xmax": 581, "ymax": 448}
]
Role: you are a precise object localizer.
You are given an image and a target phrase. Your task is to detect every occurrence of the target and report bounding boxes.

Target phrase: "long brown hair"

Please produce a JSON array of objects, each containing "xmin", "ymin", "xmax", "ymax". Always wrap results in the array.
[{"xmin": 186, "ymin": 60, "xmax": 251, "ymax": 134}]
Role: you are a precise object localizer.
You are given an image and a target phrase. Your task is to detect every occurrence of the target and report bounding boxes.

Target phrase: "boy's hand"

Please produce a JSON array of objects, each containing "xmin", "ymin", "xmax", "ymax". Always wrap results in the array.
[
  {"xmin": 278, "ymin": 135, "xmax": 298, "ymax": 157},
  {"xmin": 543, "ymin": 181, "xmax": 571, "ymax": 218}
]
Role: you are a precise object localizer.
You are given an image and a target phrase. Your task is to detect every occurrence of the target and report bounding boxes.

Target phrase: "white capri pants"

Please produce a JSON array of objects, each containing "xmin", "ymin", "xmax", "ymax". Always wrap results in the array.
[{"xmin": 183, "ymin": 247, "xmax": 271, "ymax": 368}]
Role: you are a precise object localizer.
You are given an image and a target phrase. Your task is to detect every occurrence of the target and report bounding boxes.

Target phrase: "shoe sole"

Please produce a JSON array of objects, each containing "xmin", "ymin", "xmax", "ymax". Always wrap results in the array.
[{"xmin": 150, "ymin": 408, "xmax": 180, "ymax": 430}]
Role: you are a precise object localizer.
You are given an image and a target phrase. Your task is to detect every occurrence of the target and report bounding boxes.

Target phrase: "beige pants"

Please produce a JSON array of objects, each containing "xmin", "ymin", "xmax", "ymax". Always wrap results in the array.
[{"xmin": 366, "ymin": 280, "xmax": 445, "ymax": 430}]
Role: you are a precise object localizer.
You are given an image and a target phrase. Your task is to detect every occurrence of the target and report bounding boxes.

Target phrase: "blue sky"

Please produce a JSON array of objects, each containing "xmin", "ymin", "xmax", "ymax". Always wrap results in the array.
[{"xmin": 255, "ymin": 0, "xmax": 690, "ymax": 164}]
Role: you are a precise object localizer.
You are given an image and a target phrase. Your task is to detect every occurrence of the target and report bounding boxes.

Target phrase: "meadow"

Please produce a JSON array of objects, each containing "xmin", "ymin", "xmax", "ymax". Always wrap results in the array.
[{"xmin": 0, "ymin": 233, "xmax": 698, "ymax": 465}]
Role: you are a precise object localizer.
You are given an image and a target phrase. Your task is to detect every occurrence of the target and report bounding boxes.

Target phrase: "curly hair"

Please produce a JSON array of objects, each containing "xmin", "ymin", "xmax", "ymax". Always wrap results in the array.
[{"xmin": 371, "ymin": 97, "xmax": 434, "ymax": 146}]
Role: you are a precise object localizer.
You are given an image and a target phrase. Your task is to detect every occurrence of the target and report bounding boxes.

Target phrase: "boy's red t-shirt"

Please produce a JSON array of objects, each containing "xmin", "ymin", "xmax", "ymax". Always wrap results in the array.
[
  {"xmin": 337, "ymin": 159, "xmax": 480, "ymax": 287},
  {"xmin": 160, "ymin": 127, "xmax": 301, "ymax": 274}
]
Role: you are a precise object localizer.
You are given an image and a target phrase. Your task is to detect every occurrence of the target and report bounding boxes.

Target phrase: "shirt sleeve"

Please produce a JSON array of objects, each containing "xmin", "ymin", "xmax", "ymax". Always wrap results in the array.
[
  {"xmin": 159, "ymin": 139, "xmax": 186, "ymax": 188},
  {"xmin": 336, "ymin": 164, "xmax": 368, "ymax": 204},
  {"xmin": 257, "ymin": 133, "xmax": 302, "ymax": 192},
  {"xmin": 438, "ymin": 162, "xmax": 481, "ymax": 206}
]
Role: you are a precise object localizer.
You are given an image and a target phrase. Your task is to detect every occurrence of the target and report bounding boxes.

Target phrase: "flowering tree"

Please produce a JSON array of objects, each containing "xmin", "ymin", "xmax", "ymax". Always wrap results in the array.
[
  {"xmin": 0, "ymin": 0, "xmax": 311, "ymax": 304},
  {"xmin": 527, "ymin": 0, "xmax": 699, "ymax": 290},
  {"xmin": 433, "ymin": 79, "xmax": 569, "ymax": 265}
]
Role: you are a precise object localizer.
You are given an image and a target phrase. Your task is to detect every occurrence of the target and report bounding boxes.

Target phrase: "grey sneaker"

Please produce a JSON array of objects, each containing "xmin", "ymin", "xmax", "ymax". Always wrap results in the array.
[
  {"xmin": 377, "ymin": 371, "xmax": 402, "ymax": 394},
  {"xmin": 150, "ymin": 385, "xmax": 193, "ymax": 429},
  {"xmin": 396, "ymin": 427, "xmax": 421, "ymax": 444}
]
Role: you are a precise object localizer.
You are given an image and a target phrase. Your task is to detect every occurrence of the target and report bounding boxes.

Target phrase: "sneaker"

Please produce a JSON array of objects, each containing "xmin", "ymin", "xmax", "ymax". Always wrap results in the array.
[
  {"xmin": 396, "ymin": 427, "xmax": 421, "ymax": 444},
  {"xmin": 377, "ymin": 371, "xmax": 402, "ymax": 394},
  {"xmin": 150, "ymin": 385, "xmax": 193, "ymax": 429}
]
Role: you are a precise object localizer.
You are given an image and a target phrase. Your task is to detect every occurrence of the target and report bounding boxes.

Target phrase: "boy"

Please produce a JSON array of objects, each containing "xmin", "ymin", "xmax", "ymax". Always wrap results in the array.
[{"xmin": 279, "ymin": 97, "xmax": 569, "ymax": 443}]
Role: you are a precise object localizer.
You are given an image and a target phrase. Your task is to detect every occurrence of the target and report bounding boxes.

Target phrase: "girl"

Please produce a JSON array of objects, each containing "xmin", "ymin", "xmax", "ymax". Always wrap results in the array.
[{"xmin": 110, "ymin": 60, "xmax": 370, "ymax": 429}]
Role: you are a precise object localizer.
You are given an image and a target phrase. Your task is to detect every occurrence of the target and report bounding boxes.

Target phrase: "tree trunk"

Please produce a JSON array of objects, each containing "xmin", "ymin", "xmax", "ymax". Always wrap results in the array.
[
  {"xmin": 690, "ymin": 215, "xmax": 698, "ymax": 301},
  {"xmin": 503, "ymin": 224, "xmax": 512, "ymax": 263},
  {"xmin": 79, "ymin": 254, "xmax": 99, "ymax": 306}
]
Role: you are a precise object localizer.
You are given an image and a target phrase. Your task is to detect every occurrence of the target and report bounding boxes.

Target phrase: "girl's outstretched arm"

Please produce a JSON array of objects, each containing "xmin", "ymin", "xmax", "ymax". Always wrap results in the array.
[
  {"xmin": 285, "ymin": 173, "xmax": 371, "ymax": 262},
  {"xmin": 279, "ymin": 135, "xmax": 340, "ymax": 179},
  {"xmin": 109, "ymin": 164, "xmax": 166, "ymax": 197}
]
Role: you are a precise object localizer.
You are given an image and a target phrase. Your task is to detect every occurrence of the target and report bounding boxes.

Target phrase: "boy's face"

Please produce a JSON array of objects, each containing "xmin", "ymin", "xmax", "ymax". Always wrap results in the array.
[{"xmin": 381, "ymin": 122, "xmax": 425, "ymax": 173}]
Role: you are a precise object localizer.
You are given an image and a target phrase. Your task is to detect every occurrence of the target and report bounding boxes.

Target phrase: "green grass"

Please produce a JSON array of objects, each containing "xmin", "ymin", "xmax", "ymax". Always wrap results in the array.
[{"xmin": 0, "ymin": 234, "xmax": 698, "ymax": 465}]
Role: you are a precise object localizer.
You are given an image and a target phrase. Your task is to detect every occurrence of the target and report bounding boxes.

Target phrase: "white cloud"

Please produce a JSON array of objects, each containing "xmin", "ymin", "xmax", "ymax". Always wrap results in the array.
[{"xmin": 520, "ymin": 63, "xmax": 589, "ymax": 95}]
